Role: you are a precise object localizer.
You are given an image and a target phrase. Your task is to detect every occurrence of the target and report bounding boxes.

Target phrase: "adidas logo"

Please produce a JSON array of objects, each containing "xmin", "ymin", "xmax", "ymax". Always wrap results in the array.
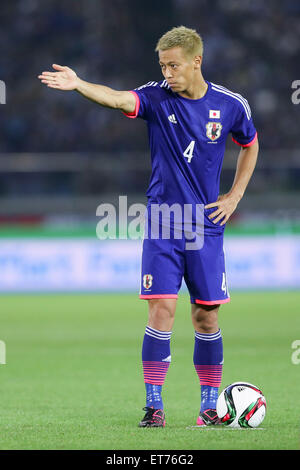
[
  {"xmin": 162, "ymin": 355, "xmax": 171, "ymax": 363},
  {"xmin": 168, "ymin": 114, "xmax": 177, "ymax": 124}
]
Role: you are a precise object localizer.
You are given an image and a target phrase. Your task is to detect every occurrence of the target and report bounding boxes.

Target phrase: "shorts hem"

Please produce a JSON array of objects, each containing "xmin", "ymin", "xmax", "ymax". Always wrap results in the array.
[
  {"xmin": 192, "ymin": 297, "xmax": 231, "ymax": 305},
  {"xmin": 139, "ymin": 294, "xmax": 178, "ymax": 299}
]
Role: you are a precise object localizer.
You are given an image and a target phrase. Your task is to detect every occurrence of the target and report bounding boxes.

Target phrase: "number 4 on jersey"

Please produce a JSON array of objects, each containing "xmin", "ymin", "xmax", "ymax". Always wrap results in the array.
[{"xmin": 183, "ymin": 140, "xmax": 195, "ymax": 163}]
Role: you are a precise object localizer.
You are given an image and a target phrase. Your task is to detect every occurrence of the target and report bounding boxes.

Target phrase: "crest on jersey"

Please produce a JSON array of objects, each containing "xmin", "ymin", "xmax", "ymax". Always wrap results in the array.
[
  {"xmin": 143, "ymin": 274, "xmax": 153, "ymax": 290},
  {"xmin": 206, "ymin": 122, "xmax": 223, "ymax": 141}
]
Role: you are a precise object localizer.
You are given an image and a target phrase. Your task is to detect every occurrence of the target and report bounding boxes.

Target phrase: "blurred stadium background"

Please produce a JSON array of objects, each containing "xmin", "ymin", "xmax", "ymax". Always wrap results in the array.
[{"xmin": 0, "ymin": 0, "xmax": 299, "ymax": 292}]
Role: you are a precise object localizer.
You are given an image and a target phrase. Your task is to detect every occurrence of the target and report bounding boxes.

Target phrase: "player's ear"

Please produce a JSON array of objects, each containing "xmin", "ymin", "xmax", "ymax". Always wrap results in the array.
[{"xmin": 193, "ymin": 55, "xmax": 202, "ymax": 69}]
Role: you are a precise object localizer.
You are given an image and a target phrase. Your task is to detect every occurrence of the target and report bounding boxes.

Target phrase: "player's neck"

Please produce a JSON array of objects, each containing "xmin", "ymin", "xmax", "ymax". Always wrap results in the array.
[{"xmin": 178, "ymin": 74, "xmax": 208, "ymax": 100}]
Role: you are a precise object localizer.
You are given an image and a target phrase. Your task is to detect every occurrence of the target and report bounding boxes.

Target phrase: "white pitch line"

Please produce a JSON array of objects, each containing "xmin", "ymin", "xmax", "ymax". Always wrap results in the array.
[{"xmin": 186, "ymin": 426, "xmax": 265, "ymax": 430}]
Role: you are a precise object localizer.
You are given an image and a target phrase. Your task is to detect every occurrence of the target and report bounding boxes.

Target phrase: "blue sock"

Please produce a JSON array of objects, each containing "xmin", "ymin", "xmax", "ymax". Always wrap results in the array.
[
  {"xmin": 142, "ymin": 326, "xmax": 172, "ymax": 410},
  {"xmin": 200, "ymin": 385, "xmax": 219, "ymax": 412},
  {"xmin": 193, "ymin": 329, "xmax": 223, "ymax": 412},
  {"xmin": 145, "ymin": 384, "xmax": 163, "ymax": 409}
]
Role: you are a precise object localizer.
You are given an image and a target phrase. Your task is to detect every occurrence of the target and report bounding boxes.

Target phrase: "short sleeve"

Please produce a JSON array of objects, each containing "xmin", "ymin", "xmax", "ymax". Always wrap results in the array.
[
  {"xmin": 123, "ymin": 83, "xmax": 154, "ymax": 120},
  {"xmin": 231, "ymin": 100, "xmax": 257, "ymax": 147}
]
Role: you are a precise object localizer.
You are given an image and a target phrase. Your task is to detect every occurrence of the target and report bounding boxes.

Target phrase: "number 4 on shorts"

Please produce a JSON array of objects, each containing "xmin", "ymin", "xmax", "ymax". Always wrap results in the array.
[
  {"xmin": 183, "ymin": 140, "xmax": 195, "ymax": 163},
  {"xmin": 221, "ymin": 272, "xmax": 228, "ymax": 296}
]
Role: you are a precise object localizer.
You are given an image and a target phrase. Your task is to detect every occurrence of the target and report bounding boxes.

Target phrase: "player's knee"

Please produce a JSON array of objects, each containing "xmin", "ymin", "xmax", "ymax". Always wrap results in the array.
[
  {"xmin": 148, "ymin": 299, "xmax": 176, "ymax": 330},
  {"xmin": 191, "ymin": 304, "xmax": 219, "ymax": 333}
]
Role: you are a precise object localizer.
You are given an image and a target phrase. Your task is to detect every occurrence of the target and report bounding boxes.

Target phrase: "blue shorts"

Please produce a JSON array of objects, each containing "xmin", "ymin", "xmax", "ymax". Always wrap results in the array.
[{"xmin": 139, "ymin": 233, "xmax": 230, "ymax": 305}]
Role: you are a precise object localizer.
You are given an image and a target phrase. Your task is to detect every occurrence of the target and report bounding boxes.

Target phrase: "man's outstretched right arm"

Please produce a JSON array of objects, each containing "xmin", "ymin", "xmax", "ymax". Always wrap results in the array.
[{"xmin": 38, "ymin": 64, "xmax": 136, "ymax": 114}]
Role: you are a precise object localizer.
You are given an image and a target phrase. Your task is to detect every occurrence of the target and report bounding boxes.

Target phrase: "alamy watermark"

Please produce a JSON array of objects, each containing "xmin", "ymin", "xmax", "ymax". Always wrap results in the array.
[
  {"xmin": 291, "ymin": 80, "xmax": 300, "ymax": 104},
  {"xmin": 0, "ymin": 340, "xmax": 6, "ymax": 364},
  {"xmin": 0, "ymin": 80, "xmax": 6, "ymax": 104},
  {"xmin": 291, "ymin": 340, "xmax": 300, "ymax": 365},
  {"xmin": 96, "ymin": 195, "xmax": 205, "ymax": 250}
]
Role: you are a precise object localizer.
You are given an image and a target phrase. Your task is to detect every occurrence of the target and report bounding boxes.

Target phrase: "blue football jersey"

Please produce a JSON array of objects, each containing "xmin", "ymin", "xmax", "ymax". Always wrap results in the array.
[{"xmin": 124, "ymin": 80, "xmax": 257, "ymax": 234}]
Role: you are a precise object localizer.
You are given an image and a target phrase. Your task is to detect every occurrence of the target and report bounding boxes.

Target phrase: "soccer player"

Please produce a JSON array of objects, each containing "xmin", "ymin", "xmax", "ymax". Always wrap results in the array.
[{"xmin": 38, "ymin": 26, "xmax": 259, "ymax": 427}]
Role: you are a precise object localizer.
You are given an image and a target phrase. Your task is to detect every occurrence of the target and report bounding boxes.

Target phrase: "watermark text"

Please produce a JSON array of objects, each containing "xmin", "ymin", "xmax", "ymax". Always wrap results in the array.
[
  {"xmin": 96, "ymin": 196, "xmax": 205, "ymax": 250},
  {"xmin": 0, "ymin": 340, "xmax": 6, "ymax": 364},
  {"xmin": 291, "ymin": 340, "xmax": 300, "ymax": 365}
]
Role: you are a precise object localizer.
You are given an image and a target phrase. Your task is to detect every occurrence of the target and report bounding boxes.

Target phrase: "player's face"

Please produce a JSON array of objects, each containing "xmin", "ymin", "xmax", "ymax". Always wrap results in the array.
[{"xmin": 158, "ymin": 47, "xmax": 201, "ymax": 93}]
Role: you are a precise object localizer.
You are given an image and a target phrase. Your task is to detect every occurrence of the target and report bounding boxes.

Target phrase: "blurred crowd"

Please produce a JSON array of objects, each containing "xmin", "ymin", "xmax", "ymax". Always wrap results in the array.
[{"xmin": 0, "ymin": 0, "xmax": 299, "ymax": 198}]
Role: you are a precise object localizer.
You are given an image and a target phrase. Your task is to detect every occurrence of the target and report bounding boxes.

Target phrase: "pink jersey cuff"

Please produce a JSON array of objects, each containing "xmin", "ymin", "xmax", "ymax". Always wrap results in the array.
[
  {"xmin": 122, "ymin": 91, "xmax": 140, "ymax": 119},
  {"xmin": 232, "ymin": 131, "xmax": 257, "ymax": 148}
]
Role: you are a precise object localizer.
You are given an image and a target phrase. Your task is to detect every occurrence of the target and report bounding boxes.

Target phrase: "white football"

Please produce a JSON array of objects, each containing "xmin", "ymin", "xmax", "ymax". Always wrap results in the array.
[{"xmin": 217, "ymin": 382, "xmax": 266, "ymax": 428}]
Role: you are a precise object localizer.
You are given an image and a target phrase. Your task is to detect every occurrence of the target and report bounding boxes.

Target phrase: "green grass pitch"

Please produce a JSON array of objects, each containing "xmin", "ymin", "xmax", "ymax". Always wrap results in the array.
[{"xmin": 0, "ymin": 291, "xmax": 299, "ymax": 450}]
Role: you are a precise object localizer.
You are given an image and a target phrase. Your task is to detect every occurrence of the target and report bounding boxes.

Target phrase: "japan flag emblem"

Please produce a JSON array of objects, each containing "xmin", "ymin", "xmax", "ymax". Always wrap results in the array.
[
  {"xmin": 209, "ymin": 109, "xmax": 220, "ymax": 119},
  {"xmin": 206, "ymin": 122, "xmax": 223, "ymax": 141}
]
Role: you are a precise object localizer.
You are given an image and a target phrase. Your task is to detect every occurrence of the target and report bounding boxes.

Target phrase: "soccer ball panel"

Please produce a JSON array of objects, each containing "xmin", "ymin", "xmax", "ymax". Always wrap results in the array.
[
  {"xmin": 248, "ymin": 402, "xmax": 266, "ymax": 427},
  {"xmin": 217, "ymin": 382, "xmax": 266, "ymax": 428},
  {"xmin": 216, "ymin": 389, "xmax": 228, "ymax": 419}
]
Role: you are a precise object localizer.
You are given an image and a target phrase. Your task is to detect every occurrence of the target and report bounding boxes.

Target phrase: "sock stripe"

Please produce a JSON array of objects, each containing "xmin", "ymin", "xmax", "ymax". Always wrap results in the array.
[
  {"xmin": 195, "ymin": 329, "xmax": 221, "ymax": 341},
  {"xmin": 143, "ymin": 361, "xmax": 170, "ymax": 385},
  {"xmin": 194, "ymin": 365, "xmax": 223, "ymax": 387},
  {"xmin": 145, "ymin": 326, "xmax": 172, "ymax": 341}
]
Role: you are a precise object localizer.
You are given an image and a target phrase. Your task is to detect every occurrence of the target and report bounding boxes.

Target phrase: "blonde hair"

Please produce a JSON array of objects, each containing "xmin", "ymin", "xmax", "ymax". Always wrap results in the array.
[{"xmin": 155, "ymin": 26, "xmax": 203, "ymax": 58}]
